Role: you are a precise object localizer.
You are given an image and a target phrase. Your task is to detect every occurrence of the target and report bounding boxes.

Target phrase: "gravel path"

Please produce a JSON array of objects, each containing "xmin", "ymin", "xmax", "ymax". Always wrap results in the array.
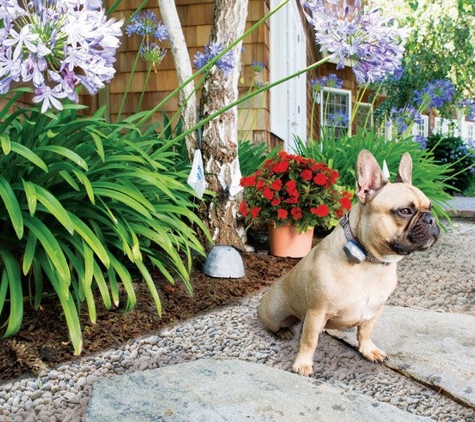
[{"xmin": 0, "ymin": 219, "xmax": 474, "ymax": 422}]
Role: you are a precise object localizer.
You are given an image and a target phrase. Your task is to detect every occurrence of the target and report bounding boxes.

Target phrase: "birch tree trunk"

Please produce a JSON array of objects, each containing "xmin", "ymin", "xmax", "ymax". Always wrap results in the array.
[
  {"xmin": 199, "ymin": 0, "xmax": 249, "ymax": 249},
  {"xmin": 157, "ymin": 0, "xmax": 197, "ymax": 157}
]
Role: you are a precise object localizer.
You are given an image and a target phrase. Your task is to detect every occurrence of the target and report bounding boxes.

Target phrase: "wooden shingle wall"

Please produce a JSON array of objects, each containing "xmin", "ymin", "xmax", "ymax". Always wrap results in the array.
[{"xmin": 79, "ymin": 0, "xmax": 272, "ymax": 145}]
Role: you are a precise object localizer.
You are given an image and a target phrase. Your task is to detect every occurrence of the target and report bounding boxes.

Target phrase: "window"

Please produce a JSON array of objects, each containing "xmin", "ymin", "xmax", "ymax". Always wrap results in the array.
[
  {"xmin": 434, "ymin": 117, "xmax": 460, "ymax": 137},
  {"xmin": 270, "ymin": 0, "xmax": 307, "ymax": 151},
  {"xmin": 356, "ymin": 103, "xmax": 373, "ymax": 131},
  {"xmin": 413, "ymin": 115, "xmax": 429, "ymax": 139},
  {"xmin": 320, "ymin": 88, "xmax": 351, "ymax": 139},
  {"xmin": 462, "ymin": 121, "xmax": 475, "ymax": 143}
]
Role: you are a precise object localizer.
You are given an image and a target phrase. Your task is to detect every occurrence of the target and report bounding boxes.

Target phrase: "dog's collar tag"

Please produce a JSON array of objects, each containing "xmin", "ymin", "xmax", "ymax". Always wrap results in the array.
[
  {"xmin": 339, "ymin": 213, "xmax": 390, "ymax": 265},
  {"xmin": 343, "ymin": 240, "xmax": 367, "ymax": 264}
]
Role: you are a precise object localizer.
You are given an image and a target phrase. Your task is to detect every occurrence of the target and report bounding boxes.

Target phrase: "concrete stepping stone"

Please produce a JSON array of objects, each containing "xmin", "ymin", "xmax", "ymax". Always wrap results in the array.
[
  {"xmin": 86, "ymin": 358, "xmax": 430, "ymax": 421},
  {"xmin": 327, "ymin": 305, "xmax": 475, "ymax": 409}
]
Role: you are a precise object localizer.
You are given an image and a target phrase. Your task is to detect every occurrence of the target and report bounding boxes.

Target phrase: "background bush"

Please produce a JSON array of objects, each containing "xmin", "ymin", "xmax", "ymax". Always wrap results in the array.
[
  {"xmin": 294, "ymin": 130, "xmax": 455, "ymax": 224},
  {"xmin": 0, "ymin": 96, "xmax": 208, "ymax": 354},
  {"xmin": 426, "ymin": 134, "xmax": 475, "ymax": 194}
]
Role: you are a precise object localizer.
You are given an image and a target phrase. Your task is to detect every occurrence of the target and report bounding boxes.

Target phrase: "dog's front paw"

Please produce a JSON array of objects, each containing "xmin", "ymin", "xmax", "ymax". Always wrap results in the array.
[
  {"xmin": 292, "ymin": 357, "xmax": 313, "ymax": 376},
  {"xmin": 359, "ymin": 342, "xmax": 388, "ymax": 363}
]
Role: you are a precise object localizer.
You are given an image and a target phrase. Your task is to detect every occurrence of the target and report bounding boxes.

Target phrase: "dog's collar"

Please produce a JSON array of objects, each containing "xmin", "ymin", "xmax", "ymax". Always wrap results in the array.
[{"xmin": 339, "ymin": 212, "xmax": 391, "ymax": 266}]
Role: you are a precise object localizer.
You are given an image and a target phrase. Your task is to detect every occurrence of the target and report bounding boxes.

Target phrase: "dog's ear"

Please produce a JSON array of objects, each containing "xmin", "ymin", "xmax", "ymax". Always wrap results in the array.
[
  {"xmin": 356, "ymin": 150, "xmax": 388, "ymax": 204},
  {"xmin": 394, "ymin": 152, "xmax": 413, "ymax": 185}
]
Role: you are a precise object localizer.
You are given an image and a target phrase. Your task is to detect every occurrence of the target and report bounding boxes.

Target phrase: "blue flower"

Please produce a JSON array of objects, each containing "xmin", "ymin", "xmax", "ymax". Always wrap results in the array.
[
  {"xmin": 126, "ymin": 10, "xmax": 168, "ymax": 41},
  {"xmin": 390, "ymin": 105, "xmax": 422, "ymax": 135},
  {"xmin": 413, "ymin": 79, "xmax": 455, "ymax": 111},
  {"xmin": 194, "ymin": 42, "xmax": 236, "ymax": 77},
  {"xmin": 459, "ymin": 99, "xmax": 475, "ymax": 120},
  {"xmin": 0, "ymin": 0, "xmax": 123, "ymax": 111},
  {"xmin": 251, "ymin": 61, "xmax": 266, "ymax": 73},
  {"xmin": 414, "ymin": 135, "xmax": 427, "ymax": 149},
  {"xmin": 301, "ymin": 0, "xmax": 407, "ymax": 83},
  {"xmin": 310, "ymin": 73, "xmax": 344, "ymax": 91}
]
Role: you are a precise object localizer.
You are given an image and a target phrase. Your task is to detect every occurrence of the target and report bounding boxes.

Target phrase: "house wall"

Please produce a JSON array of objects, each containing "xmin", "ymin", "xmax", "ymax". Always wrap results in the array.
[{"xmin": 78, "ymin": 0, "xmax": 272, "ymax": 145}]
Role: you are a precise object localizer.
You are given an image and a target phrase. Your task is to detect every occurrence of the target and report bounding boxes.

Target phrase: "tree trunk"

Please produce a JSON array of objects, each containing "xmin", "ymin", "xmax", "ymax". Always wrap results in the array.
[
  {"xmin": 199, "ymin": 0, "xmax": 249, "ymax": 249},
  {"xmin": 157, "ymin": 0, "xmax": 197, "ymax": 157}
]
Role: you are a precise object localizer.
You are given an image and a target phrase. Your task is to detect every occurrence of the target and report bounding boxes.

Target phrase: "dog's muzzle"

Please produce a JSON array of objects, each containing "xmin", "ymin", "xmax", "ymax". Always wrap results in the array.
[{"xmin": 390, "ymin": 211, "xmax": 440, "ymax": 255}]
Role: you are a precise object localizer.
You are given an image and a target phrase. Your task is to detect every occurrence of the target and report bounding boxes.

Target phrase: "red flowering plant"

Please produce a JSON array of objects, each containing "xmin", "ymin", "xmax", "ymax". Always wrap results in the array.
[{"xmin": 239, "ymin": 151, "xmax": 354, "ymax": 233}]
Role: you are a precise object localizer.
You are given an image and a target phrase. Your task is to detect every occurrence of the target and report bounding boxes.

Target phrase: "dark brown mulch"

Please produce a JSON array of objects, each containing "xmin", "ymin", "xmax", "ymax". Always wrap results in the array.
[{"xmin": 0, "ymin": 249, "xmax": 299, "ymax": 383}]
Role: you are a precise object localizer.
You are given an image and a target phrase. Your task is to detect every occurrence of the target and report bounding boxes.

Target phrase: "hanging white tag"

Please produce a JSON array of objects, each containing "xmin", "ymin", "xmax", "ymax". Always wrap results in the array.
[
  {"xmin": 229, "ymin": 156, "xmax": 243, "ymax": 197},
  {"xmin": 187, "ymin": 149, "xmax": 206, "ymax": 199},
  {"xmin": 382, "ymin": 159, "xmax": 390, "ymax": 180}
]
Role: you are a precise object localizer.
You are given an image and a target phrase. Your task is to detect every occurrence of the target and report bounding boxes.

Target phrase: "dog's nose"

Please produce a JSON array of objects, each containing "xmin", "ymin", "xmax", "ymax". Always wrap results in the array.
[{"xmin": 421, "ymin": 212, "xmax": 435, "ymax": 225}]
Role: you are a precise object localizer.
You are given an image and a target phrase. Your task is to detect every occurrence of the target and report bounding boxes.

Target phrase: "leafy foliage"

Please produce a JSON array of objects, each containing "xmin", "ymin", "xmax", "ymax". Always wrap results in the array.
[
  {"xmin": 294, "ymin": 130, "xmax": 455, "ymax": 224},
  {"xmin": 0, "ymin": 97, "xmax": 208, "ymax": 354},
  {"xmin": 426, "ymin": 134, "xmax": 475, "ymax": 193},
  {"xmin": 237, "ymin": 140, "xmax": 279, "ymax": 177}
]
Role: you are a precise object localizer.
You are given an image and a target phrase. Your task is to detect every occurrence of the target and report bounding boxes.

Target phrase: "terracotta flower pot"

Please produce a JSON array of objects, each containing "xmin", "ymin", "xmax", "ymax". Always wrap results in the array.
[{"xmin": 268, "ymin": 224, "xmax": 314, "ymax": 258}]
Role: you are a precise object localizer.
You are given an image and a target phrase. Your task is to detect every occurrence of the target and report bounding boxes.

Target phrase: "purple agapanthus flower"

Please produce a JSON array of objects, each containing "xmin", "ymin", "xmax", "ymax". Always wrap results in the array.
[
  {"xmin": 0, "ymin": 0, "xmax": 123, "ymax": 111},
  {"xmin": 414, "ymin": 134, "xmax": 428, "ymax": 149},
  {"xmin": 310, "ymin": 73, "xmax": 344, "ymax": 91},
  {"xmin": 126, "ymin": 10, "xmax": 168, "ymax": 41},
  {"xmin": 327, "ymin": 110, "xmax": 349, "ymax": 127},
  {"xmin": 414, "ymin": 79, "xmax": 455, "ymax": 111},
  {"xmin": 194, "ymin": 41, "xmax": 236, "ymax": 77},
  {"xmin": 251, "ymin": 61, "xmax": 265, "ymax": 73},
  {"xmin": 390, "ymin": 105, "xmax": 423, "ymax": 135},
  {"xmin": 301, "ymin": 0, "xmax": 407, "ymax": 83},
  {"xmin": 459, "ymin": 99, "xmax": 475, "ymax": 121}
]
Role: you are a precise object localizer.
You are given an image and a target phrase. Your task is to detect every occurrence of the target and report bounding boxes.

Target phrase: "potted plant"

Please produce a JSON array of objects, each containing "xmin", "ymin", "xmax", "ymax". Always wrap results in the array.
[{"xmin": 239, "ymin": 151, "xmax": 353, "ymax": 257}]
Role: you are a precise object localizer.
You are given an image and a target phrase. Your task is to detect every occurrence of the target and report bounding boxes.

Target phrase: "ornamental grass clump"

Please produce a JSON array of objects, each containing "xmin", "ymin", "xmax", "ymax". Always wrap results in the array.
[{"xmin": 239, "ymin": 151, "xmax": 353, "ymax": 233}]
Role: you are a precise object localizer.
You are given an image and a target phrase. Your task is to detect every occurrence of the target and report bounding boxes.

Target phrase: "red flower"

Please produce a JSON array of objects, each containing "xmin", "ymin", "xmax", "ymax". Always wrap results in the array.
[
  {"xmin": 285, "ymin": 195, "xmax": 299, "ymax": 204},
  {"xmin": 285, "ymin": 180, "xmax": 297, "ymax": 191},
  {"xmin": 291, "ymin": 207, "xmax": 303, "ymax": 220},
  {"xmin": 335, "ymin": 208, "xmax": 344, "ymax": 218},
  {"xmin": 271, "ymin": 197, "xmax": 281, "ymax": 206},
  {"xmin": 263, "ymin": 187, "xmax": 274, "ymax": 200},
  {"xmin": 330, "ymin": 170, "xmax": 339, "ymax": 184},
  {"xmin": 239, "ymin": 201, "xmax": 248, "ymax": 217},
  {"xmin": 300, "ymin": 169, "xmax": 313, "ymax": 181},
  {"xmin": 277, "ymin": 208, "xmax": 288, "ymax": 219},
  {"xmin": 256, "ymin": 180, "xmax": 265, "ymax": 190},
  {"xmin": 250, "ymin": 207, "xmax": 261, "ymax": 218},
  {"xmin": 339, "ymin": 197, "xmax": 352, "ymax": 210},
  {"xmin": 271, "ymin": 161, "xmax": 290, "ymax": 173},
  {"xmin": 270, "ymin": 179, "xmax": 283, "ymax": 190},
  {"xmin": 313, "ymin": 173, "xmax": 327, "ymax": 186},
  {"xmin": 311, "ymin": 204, "xmax": 329, "ymax": 217},
  {"xmin": 240, "ymin": 176, "xmax": 256, "ymax": 187}
]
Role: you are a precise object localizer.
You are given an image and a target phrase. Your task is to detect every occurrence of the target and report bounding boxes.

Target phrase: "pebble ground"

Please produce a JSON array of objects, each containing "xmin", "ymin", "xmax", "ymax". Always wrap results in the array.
[{"xmin": 0, "ymin": 219, "xmax": 474, "ymax": 422}]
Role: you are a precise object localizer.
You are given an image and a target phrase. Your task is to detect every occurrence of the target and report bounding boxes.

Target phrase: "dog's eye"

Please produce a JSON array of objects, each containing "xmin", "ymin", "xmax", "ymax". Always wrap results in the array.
[{"xmin": 398, "ymin": 208, "xmax": 413, "ymax": 216}]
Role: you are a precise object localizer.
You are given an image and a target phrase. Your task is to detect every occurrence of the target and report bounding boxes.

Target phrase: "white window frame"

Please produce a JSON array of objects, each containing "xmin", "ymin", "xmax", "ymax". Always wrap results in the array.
[
  {"xmin": 413, "ymin": 115, "xmax": 429, "ymax": 139},
  {"xmin": 320, "ymin": 87, "xmax": 352, "ymax": 138},
  {"xmin": 433, "ymin": 117, "xmax": 461, "ymax": 137},
  {"xmin": 270, "ymin": 0, "xmax": 307, "ymax": 151},
  {"xmin": 356, "ymin": 102, "xmax": 373, "ymax": 131},
  {"xmin": 462, "ymin": 121, "xmax": 475, "ymax": 143}
]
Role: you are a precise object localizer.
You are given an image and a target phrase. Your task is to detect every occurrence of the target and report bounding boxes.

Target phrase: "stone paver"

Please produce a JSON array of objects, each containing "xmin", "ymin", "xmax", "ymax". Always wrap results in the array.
[
  {"xmin": 327, "ymin": 305, "xmax": 475, "ymax": 409},
  {"xmin": 86, "ymin": 359, "xmax": 431, "ymax": 421}
]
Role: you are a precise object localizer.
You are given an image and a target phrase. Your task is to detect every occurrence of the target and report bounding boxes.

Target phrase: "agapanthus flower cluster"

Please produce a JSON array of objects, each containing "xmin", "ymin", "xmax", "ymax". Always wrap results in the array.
[
  {"xmin": 0, "ymin": 0, "xmax": 123, "ymax": 112},
  {"xmin": 251, "ymin": 61, "xmax": 265, "ymax": 73},
  {"xmin": 310, "ymin": 73, "xmax": 343, "ymax": 91},
  {"xmin": 239, "ymin": 151, "xmax": 353, "ymax": 233},
  {"xmin": 459, "ymin": 99, "xmax": 475, "ymax": 121},
  {"xmin": 126, "ymin": 10, "xmax": 167, "ymax": 70},
  {"xmin": 389, "ymin": 105, "xmax": 423, "ymax": 135},
  {"xmin": 194, "ymin": 41, "xmax": 236, "ymax": 77},
  {"xmin": 413, "ymin": 79, "xmax": 455, "ymax": 111},
  {"xmin": 326, "ymin": 110, "xmax": 349, "ymax": 128},
  {"xmin": 301, "ymin": 0, "xmax": 407, "ymax": 83}
]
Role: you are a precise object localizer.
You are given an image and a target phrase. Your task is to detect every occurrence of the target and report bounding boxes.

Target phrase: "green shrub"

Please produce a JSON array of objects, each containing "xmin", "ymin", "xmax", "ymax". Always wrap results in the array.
[
  {"xmin": 0, "ymin": 96, "xmax": 209, "ymax": 354},
  {"xmin": 294, "ymin": 130, "xmax": 454, "ymax": 224},
  {"xmin": 426, "ymin": 134, "xmax": 475, "ymax": 194},
  {"xmin": 238, "ymin": 139, "xmax": 280, "ymax": 177}
]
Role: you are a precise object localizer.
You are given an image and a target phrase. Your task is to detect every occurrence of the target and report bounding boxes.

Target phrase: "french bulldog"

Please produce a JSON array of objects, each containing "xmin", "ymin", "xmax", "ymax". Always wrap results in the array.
[{"xmin": 257, "ymin": 149, "xmax": 440, "ymax": 376}]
